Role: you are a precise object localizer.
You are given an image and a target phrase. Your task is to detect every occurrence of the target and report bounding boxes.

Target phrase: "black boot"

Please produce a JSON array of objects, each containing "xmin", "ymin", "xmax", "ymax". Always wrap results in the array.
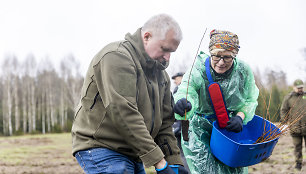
[{"xmin": 295, "ymin": 162, "xmax": 302, "ymax": 171}]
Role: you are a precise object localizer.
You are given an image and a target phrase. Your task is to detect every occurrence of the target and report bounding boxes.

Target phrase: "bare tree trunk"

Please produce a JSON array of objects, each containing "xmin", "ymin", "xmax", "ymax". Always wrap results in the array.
[
  {"xmin": 46, "ymin": 86, "xmax": 51, "ymax": 132},
  {"xmin": 27, "ymin": 83, "xmax": 32, "ymax": 133},
  {"xmin": 22, "ymin": 86, "xmax": 27, "ymax": 133},
  {"xmin": 60, "ymin": 88, "xmax": 65, "ymax": 129},
  {"xmin": 48, "ymin": 89, "xmax": 54, "ymax": 128},
  {"xmin": 2, "ymin": 112, "xmax": 5, "ymax": 135},
  {"xmin": 14, "ymin": 76, "xmax": 20, "ymax": 131},
  {"xmin": 41, "ymin": 92, "xmax": 46, "ymax": 134},
  {"xmin": 2, "ymin": 57, "xmax": 15, "ymax": 136},
  {"xmin": 64, "ymin": 105, "xmax": 68, "ymax": 130},
  {"xmin": 31, "ymin": 82, "xmax": 36, "ymax": 131},
  {"xmin": 2, "ymin": 87, "xmax": 7, "ymax": 135},
  {"xmin": 7, "ymin": 80, "xmax": 13, "ymax": 136}
]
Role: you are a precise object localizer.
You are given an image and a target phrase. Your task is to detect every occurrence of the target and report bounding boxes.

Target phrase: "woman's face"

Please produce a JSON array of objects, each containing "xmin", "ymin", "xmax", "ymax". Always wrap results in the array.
[{"xmin": 210, "ymin": 51, "xmax": 234, "ymax": 74}]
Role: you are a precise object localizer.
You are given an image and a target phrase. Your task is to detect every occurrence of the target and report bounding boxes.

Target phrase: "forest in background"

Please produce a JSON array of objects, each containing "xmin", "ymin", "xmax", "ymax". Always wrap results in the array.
[
  {"xmin": 0, "ymin": 53, "xmax": 303, "ymax": 136},
  {"xmin": 0, "ymin": 54, "xmax": 83, "ymax": 136}
]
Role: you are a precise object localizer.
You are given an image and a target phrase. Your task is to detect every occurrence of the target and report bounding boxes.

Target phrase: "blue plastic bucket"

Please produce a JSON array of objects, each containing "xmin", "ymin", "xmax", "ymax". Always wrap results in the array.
[{"xmin": 210, "ymin": 115, "xmax": 280, "ymax": 167}]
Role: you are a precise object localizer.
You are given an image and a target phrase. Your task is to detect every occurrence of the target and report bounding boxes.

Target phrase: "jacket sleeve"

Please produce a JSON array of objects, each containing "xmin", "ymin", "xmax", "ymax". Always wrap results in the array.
[
  {"xmin": 93, "ymin": 51, "xmax": 164, "ymax": 167},
  {"xmin": 280, "ymin": 94, "xmax": 290, "ymax": 120},
  {"xmin": 154, "ymin": 73, "xmax": 183, "ymax": 165}
]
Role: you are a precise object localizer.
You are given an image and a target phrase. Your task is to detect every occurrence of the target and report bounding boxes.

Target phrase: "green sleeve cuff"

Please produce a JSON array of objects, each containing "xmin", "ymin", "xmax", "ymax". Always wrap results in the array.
[{"xmin": 140, "ymin": 145, "xmax": 164, "ymax": 167}]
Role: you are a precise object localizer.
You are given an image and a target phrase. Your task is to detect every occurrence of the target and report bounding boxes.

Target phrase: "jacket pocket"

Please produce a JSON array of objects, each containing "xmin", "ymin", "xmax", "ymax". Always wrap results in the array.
[{"xmin": 90, "ymin": 92, "xmax": 100, "ymax": 109}]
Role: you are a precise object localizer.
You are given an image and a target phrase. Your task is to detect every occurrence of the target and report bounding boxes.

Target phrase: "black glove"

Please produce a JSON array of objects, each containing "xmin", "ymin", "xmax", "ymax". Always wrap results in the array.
[
  {"xmin": 156, "ymin": 163, "xmax": 176, "ymax": 174},
  {"xmin": 225, "ymin": 116, "xmax": 243, "ymax": 133},
  {"xmin": 174, "ymin": 98, "xmax": 192, "ymax": 117},
  {"xmin": 178, "ymin": 165, "xmax": 189, "ymax": 174},
  {"xmin": 172, "ymin": 120, "xmax": 182, "ymax": 137}
]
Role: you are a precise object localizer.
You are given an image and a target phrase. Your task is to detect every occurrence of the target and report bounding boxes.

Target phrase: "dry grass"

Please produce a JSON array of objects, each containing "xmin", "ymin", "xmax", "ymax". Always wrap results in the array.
[{"xmin": 0, "ymin": 133, "xmax": 305, "ymax": 174}]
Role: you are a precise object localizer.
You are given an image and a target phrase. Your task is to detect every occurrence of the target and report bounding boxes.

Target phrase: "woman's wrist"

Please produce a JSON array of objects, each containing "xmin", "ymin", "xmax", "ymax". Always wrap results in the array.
[{"xmin": 237, "ymin": 112, "xmax": 245, "ymax": 120}]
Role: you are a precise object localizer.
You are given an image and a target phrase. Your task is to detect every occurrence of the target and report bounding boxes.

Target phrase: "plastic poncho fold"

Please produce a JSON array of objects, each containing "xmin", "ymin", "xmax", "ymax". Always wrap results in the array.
[{"xmin": 174, "ymin": 52, "xmax": 259, "ymax": 174}]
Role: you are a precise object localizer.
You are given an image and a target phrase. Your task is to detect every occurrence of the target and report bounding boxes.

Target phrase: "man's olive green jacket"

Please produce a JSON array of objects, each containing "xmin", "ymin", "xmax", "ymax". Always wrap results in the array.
[
  {"xmin": 71, "ymin": 28, "xmax": 182, "ymax": 167},
  {"xmin": 281, "ymin": 91, "xmax": 306, "ymax": 135}
]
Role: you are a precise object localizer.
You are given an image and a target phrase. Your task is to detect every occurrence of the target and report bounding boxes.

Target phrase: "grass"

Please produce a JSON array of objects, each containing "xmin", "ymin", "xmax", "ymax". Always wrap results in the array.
[
  {"xmin": 0, "ymin": 133, "xmax": 76, "ymax": 171},
  {"xmin": 0, "ymin": 133, "xmax": 157, "ymax": 174},
  {"xmin": 1, "ymin": 132, "xmax": 302, "ymax": 173}
]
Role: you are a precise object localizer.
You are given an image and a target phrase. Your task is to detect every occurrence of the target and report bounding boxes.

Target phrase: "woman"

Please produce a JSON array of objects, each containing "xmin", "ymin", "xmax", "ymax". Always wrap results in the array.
[{"xmin": 173, "ymin": 29, "xmax": 259, "ymax": 174}]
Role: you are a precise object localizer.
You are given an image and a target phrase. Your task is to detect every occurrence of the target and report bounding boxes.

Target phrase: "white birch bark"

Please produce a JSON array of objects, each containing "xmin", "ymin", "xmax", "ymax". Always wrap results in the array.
[
  {"xmin": 31, "ymin": 81, "xmax": 36, "ymax": 131},
  {"xmin": 41, "ymin": 92, "xmax": 46, "ymax": 134},
  {"xmin": 22, "ymin": 85, "xmax": 27, "ymax": 133},
  {"xmin": 14, "ymin": 76, "xmax": 20, "ymax": 131},
  {"xmin": 27, "ymin": 82, "xmax": 32, "ymax": 133}
]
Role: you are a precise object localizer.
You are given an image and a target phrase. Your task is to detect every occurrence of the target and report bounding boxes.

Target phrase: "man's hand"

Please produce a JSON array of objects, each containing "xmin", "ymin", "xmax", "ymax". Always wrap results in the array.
[
  {"xmin": 155, "ymin": 158, "xmax": 167, "ymax": 169},
  {"xmin": 174, "ymin": 98, "xmax": 192, "ymax": 117},
  {"xmin": 155, "ymin": 159, "xmax": 176, "ymax": 174}
]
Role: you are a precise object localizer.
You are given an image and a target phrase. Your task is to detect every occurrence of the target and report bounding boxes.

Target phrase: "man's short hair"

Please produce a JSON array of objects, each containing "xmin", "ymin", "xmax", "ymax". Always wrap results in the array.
[
  {"xmin": 172, "ymin": 72, "xmax": 184, "ymax": 79},
  {"xmin": 142, "ymin": 14, "xmax": 182, "ymax": 41}
]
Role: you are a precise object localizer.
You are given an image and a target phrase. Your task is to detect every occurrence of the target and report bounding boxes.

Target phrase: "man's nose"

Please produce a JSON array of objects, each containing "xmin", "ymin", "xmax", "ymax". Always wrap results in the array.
[{"xmin": 163, "ymin": 52, "xmax": 171, "ymax": 61}]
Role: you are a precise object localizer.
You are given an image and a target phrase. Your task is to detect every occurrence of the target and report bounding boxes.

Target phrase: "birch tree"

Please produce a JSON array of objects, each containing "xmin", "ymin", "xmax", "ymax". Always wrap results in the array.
[
  {"xmin": 37, "ymin": 57, "xmax": 55, "ymax": 133},
  {"xmin": 22, "ymin": 54, "xmax": 37, "ymax": 133},
  {"xmin": 60, "ymin": 54, "xmax": 83, "ymax": 130},
  {"xmin": 2, "ymin": 57, "xmax": 14, "ymax": 136},
  {"xmin": 12, "ymin": 57, "xmax": 21, "ymax": 131},
  {"xmin": 0, "ymin": 77, "xmax": 3, "ymax": 134}
]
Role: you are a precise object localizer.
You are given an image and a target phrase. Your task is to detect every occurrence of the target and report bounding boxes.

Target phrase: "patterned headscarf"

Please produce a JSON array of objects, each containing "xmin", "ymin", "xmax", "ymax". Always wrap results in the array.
[{"xmin": 209, "ymin": 29, "xmax": 240, "ymax": 54}]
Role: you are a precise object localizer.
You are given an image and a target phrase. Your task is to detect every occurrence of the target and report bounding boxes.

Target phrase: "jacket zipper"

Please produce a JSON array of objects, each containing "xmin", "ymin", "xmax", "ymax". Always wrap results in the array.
[
  {"xmin": 90, "ymin": 92, "xmax": 99, "ymax": 109},
  {"xmin": 149, "ymin": 81, "xmax": 155, "ymax": 134}
]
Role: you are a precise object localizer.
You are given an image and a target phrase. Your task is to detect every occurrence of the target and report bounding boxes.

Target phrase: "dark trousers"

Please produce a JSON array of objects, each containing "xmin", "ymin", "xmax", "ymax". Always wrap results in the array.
[
  {"xmin": 176, "ymin": 134, "xmax": 190, "ymax": 173},
  {"xmin": 292, "ymin": 135, "xmax": 306, "ymax": 164}
]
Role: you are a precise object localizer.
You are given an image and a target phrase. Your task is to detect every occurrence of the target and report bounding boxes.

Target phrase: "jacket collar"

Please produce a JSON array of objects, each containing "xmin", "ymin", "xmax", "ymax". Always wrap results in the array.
[{"xmin": 125, "ymin": 28, "xmax": 168, "ymax": 71}]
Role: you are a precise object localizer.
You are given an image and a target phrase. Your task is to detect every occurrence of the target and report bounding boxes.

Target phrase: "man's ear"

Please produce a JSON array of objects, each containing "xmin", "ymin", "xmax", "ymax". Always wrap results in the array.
[{"xmin": 143, "ymin": 32, "xmax": 151, "ymax": 41}]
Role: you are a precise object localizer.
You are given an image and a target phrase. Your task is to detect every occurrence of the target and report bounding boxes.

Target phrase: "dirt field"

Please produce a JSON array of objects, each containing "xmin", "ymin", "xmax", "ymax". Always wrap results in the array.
[{"xmin": 0, "ymin": 133, "xmax": 305, "ymax": 174}]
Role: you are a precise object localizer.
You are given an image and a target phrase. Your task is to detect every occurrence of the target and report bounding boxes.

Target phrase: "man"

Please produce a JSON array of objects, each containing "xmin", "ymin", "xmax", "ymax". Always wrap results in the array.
[
  {"xmin": 71, "ymin": 14, "xmax": 189, "ymax": 174},
  {"xmin": 172, "ymin": 72, "xmax": 184, "ymax": 94},
  {"xmin": 281, "ymin": 79, "xmax": 306, "ymax": 171},
  {"xmin": 171, "ymin": 72, "xmax": 190, "ymax": 172}
]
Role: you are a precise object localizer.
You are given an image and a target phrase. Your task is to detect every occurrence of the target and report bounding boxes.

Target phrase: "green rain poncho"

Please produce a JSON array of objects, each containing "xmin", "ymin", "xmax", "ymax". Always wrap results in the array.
[{"xmin": 174, "ymin": 52, "xmax": 259, "ymax": 174}]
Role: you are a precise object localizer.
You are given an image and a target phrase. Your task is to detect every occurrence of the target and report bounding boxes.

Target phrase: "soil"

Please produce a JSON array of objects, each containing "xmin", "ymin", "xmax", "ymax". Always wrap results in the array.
[
  {"xmin": 248, "ymin": 133, "xmax": 305, "ymax": 174},
  {"xmin": 0, "ymin": 133, "xmax": 305, "ymax": 174}
]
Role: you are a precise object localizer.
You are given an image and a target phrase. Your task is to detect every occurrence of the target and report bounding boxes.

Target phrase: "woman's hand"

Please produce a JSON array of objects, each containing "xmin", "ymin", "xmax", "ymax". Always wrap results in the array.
[
  {"xmin": 173, "ymin": 98, "xmax": 192, "ymax": 117},
  {"xmin": 225, "ymin": 115, "xmax": 243, "ymax": 132}
]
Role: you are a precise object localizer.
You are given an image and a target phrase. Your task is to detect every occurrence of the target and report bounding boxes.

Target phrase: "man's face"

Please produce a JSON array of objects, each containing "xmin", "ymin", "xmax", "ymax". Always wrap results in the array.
[
  {"xmin": 294, "ymin": 86, "xmax": 304, "ymax": 95},
  {"xmin": 174, "ymin": 76, "xmax": 183, "ymax": 85},
  {"xmin": 143, "ymin": 29, "xmax": 180, "ymax": 63}
]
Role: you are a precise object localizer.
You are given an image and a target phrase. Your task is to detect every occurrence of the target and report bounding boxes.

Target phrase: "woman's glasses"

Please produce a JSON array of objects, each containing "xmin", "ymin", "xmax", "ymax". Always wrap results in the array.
[{"xmin": 211, "ymin": 55, "xmax": 234, "ymax": 63}]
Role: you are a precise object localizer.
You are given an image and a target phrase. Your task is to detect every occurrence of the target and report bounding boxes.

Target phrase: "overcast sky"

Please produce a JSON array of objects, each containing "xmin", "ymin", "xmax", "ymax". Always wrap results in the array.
[{"xmin": 0, "ymin": 0, "xmax": 305, "ymax": 84}]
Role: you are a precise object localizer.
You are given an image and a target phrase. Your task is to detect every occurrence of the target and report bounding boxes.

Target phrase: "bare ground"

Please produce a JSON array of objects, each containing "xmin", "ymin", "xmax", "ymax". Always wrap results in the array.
[
  {"xmin": 248, "ymin": 133, "xmax": 306, "ymax": 174},
  {"xmin": 0, "ymin": 133, "xmax": 305, "ymax": 174}
]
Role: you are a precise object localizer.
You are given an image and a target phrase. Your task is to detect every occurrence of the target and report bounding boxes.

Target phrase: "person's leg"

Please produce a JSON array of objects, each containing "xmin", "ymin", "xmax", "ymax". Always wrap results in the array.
[
  {"xmin": 178, "ymin": 135, "xmax": 190, "ymax": 173},
  {"xmin": 292, "ymin": 135, "xmax": 302, "ymax": 170},
  {"xmin": 134, "ymin": 162, "xmax": 146, "ymax": 174},
  {"xmin": 75, "ymin": 147, "xmax": 145, "ymax": 174}
]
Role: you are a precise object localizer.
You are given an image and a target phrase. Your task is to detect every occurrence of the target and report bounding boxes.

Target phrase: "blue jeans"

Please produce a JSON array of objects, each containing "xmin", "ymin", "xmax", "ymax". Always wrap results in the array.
[{"xmin": 75, "ymin": 148, "xmax": 146, "ymax": 174}]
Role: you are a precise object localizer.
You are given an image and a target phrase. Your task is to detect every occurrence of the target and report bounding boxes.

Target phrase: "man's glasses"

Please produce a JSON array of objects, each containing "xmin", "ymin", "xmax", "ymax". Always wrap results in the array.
[{"xmin": 211, "ymin": 55, "xmax": 234, "ymax": 63}]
